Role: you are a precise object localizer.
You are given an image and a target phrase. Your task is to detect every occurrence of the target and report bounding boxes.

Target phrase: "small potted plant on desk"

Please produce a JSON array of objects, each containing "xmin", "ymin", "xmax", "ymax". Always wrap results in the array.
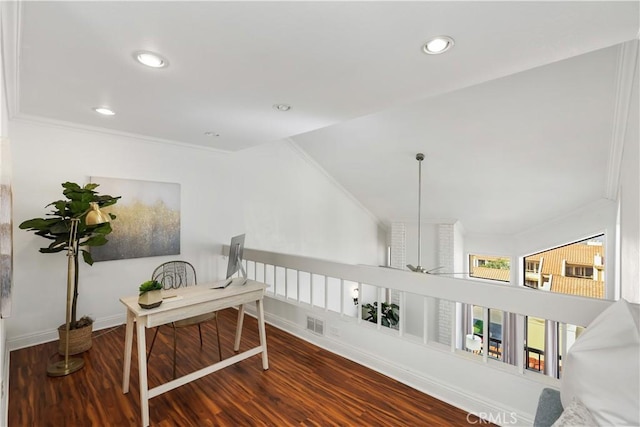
[{"xmin": 138, "ymin": 280, "xmax": 163, "ymax": 309}]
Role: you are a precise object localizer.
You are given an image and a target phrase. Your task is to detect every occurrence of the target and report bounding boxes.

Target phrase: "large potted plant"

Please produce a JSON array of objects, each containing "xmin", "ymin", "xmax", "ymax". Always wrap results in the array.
[{"xmin": 20, "ymin": 182, "xmax": 120, "ymax": 354}]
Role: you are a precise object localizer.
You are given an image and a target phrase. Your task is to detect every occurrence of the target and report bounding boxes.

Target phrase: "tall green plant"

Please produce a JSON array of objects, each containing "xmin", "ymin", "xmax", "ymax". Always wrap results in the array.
[{"xmin": 19, "ymin": 182, "xmax": 120, "ymax": 328}]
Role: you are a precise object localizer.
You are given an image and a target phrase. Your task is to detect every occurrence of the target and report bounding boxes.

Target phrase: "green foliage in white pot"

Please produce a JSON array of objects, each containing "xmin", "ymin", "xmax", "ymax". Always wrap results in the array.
[
  {"xmin": 139, "ymin": 280, "xmax": 163, "ymax": 296},
  {"xmin": 19, "ymin": 182, "xmax": 120, "ymax": 329}
]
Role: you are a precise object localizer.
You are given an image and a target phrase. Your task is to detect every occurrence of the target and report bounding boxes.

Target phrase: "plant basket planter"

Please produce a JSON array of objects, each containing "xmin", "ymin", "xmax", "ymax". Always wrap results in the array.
[
  {"xmin": 58, "ymin": 323, "xmax": 93, "ymax": 355},
  {"xmin": 138, "ymin": 290, "xmax": 163, "ymax": 309}
]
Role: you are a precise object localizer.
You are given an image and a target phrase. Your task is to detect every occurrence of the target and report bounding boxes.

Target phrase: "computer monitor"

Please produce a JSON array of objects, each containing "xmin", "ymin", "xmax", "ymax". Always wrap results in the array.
[{"xmin": 226, "ymin": 234, "xmax": 246, "ymax": 279}]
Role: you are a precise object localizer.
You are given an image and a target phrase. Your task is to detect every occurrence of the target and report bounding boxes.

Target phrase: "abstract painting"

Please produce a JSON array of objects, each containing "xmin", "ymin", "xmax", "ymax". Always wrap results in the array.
[
  {"xmin": 0, "ymin": 137, "xmax": 12, "ymax": 318},
  {"xmin": 90, "ymin": 177, "xmax": 180, "ymax": 261}
]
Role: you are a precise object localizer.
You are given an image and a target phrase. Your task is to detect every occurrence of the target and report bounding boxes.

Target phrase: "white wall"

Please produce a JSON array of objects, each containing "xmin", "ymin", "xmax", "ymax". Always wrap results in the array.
[
  {"xmin": 238, "ymin": 140, "xmax": 382, "ymax": 264},
  {"xmin": 0, "ymin": 40, "xmax": 6, "ymax": 427},
  {"xmin": 464, "ymin": 233, "xmax": 514, "ymax": 259},
  {"xmin": 619, "ymin": 50, "xmax": 640, "ymax": 303},
  {"xmin": 7, "ymin": 119, "xmax": 382, "ymax": 348}
]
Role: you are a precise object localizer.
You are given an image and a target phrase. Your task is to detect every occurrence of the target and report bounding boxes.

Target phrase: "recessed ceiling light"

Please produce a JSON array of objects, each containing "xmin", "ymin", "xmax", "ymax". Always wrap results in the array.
[
  {"xmin": 422, "ymin": 36, "xmax": 455, "ymax": 55},
  {"xmin": 204, "ymin": 131, "xmax": 219, "ymax": 137},
  {"xmin": 93, "ymin": 107, "xmax": 115, "ymax": 116},
  {"xmin": 134, "ymin": 51, "xmax": 168, "ymax": 68},
  {"xmin": 273, "ymin": 104, "xmax": 291, "ymax": 112}
]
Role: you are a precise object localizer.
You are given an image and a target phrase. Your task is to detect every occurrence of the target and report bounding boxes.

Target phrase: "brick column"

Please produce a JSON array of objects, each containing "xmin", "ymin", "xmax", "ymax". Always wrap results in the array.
[
  {"xmin": 388, "ymin": 222, "xmax": 406, "ymax": 306},
  {"xmin": 436, "ymin": 224, "xmax": 455, "ymax": 345},
  {"xmin": 390, "ymin": 222, "xmax": 406, "ymax": 270}
]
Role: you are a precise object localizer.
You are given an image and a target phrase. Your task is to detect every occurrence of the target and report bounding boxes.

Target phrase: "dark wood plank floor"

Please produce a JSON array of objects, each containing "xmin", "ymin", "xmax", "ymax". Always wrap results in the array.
[{"xmin": 9, "ymin": 308, "xmax": 482, "ymax": 426}]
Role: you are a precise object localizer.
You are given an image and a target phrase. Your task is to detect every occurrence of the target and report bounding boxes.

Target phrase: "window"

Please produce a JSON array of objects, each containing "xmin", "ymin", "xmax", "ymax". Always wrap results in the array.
[
  {"xmin": 521, "ymin": 234, "xmax": 605, "ymax": 379},
  {"xmin": 522, "ymin": 235, "xmax": 604, "ymax": 299},
  {"xmin": 464, "ymin": 254, "xmax": 511, "ymax": 362},
  {"xmin": 469, "ymin": 254, "xmax": 510, "ymax": 282},
  {"xmin": 565, "ymin": 265, "xmax": 594, "ymax": 279},
  {"xmin": 525, "ymin": 316, "xmax": 546, "ymax": 373},
  {"xmin": 470, "ymin": 306, "xmax": 504, "ymax": 361},
  {"xmin": 526, "ymin": 261, "xmax": 540, "ymax": 273}
]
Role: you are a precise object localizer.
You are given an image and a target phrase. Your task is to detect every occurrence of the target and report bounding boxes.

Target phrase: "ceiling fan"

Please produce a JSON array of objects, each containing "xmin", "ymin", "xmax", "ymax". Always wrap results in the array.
[
  {"xmin": 364, "ymin": 153, "xmax": 466, "ymax": 275},
  {"xmin": 405, "ymin": 153, "xmax": 469, "ymax": 276},
  {"xmin": 406, "ymin": 153, "xmax": 428, "ymax": 273}
]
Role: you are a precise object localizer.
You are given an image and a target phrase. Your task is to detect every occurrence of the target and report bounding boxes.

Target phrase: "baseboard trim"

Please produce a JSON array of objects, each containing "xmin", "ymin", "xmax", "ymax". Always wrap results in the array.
[
  {"xmin": 2, "ymin": 339, "xmax": 9, "ymax": 427},
  {"xmin": 7, "ymin": 313, "xmax": 126, "ymax": 352}
]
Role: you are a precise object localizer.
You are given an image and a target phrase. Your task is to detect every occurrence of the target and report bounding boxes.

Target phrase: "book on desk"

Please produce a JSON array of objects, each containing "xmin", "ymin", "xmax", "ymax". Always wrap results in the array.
[{"xmin": 161, "ymin": 292, "xmax": 183, "ymax": 302}]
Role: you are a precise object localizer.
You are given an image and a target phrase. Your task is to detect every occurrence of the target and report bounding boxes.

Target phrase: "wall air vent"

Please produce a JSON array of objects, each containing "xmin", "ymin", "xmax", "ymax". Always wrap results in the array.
[{"xmin": 306, "ymin": 316, "xmax": 324, "ymax": 336}]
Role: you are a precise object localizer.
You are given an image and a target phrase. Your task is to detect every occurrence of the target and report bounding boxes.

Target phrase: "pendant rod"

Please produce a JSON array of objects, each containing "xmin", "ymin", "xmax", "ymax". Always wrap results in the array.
[{"xmin": 416, "ymin": 153, "xmax": 424, "ymax": 270}]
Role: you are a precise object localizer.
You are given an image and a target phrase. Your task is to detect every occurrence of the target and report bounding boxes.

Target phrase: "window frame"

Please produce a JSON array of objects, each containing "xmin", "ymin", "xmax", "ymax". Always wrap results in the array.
[{"xmin": 468, "ymin": 254, "xmax": 511, "ymax": 283}]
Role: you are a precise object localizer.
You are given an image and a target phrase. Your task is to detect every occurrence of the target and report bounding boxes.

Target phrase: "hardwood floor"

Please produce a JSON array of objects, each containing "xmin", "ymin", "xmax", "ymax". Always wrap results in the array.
[{"xmin": 9, "ymin": 308, "xmax": 483, "ymax": 426}]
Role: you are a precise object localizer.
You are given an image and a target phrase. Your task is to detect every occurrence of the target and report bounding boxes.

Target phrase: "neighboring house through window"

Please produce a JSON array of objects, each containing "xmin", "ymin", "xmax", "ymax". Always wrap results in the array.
[
  {"xmin": 525, "ymin": 261, "xmax": 540, "ymax": 273},
  {"xmin": 522, "ymin": 235, "xmax": 605, "ymax": 378},
  {"xmin": 469, "ymin": 254, "xmax": 510, "ymax": 283}
]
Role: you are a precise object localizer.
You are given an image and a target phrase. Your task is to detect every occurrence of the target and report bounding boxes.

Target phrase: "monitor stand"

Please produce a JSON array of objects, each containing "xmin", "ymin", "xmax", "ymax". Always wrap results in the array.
[{"xmin": 212, "ymin": 250, "xmax": 248, "ymax": 289}]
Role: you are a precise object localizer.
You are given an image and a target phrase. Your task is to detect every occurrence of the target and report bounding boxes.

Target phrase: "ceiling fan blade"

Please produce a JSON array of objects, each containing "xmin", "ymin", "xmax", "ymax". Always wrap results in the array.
[
  {"xmin": 358, "ymin": 264, "xmax": 404, "ymax": 270},
  {"xmin": 406, "ymin": 264, "xmax": 470, "ymax": 275},
  {"xmin": 427, "ymin": 271, "xmax": 469, "ymax": 276},
  {"xmin": 407, "ymin": 264, "xmax": 427, "ymax": 273},
  {"xmin": 425, "ymin": 266, "xmax": 470, "ymax": 276}
]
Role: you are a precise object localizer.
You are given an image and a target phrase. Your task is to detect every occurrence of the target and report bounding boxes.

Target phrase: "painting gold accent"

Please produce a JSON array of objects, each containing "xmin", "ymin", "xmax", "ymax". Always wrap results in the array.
[{"xmin": 90, "ymin": 177, "xmax": 180, "ymax": 261}]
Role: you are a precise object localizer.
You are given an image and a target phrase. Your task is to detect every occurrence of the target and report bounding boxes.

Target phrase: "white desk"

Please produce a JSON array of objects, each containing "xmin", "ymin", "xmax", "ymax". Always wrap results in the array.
[{"xmin": 120, "ymin": 279, "xmax": 269, "ymax": 427}]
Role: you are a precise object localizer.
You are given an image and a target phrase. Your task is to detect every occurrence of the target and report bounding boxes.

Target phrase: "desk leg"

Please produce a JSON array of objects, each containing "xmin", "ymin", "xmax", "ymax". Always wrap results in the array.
[
  {"xmin": 256, "ymin": 299, "xmax": 269, "ymax": 370},
  {"xmin": 122, "ymin": 310, "xmax": 134, "ymax": 393},
  {"xmin": 234, "ymin": 304, "xmax": 245, "ymax": 352},
  {"xmin": 136, "ymin": 320, "xmax": 150, "ymax": 427}
]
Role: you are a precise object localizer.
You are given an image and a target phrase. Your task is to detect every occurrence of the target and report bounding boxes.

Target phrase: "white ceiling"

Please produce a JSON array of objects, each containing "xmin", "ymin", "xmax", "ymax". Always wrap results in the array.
[{"xmin": 11, "ymin": 1, "xmax": 640, "ymax": 234}]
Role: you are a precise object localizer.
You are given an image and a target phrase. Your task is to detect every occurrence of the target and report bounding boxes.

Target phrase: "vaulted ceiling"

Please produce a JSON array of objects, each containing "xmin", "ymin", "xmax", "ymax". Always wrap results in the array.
[{"xmin": 7, "ymin": 1, "xmax": 640, "ymax": 234}]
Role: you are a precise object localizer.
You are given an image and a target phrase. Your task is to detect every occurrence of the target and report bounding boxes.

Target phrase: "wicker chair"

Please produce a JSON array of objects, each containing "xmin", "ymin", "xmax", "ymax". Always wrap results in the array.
[{"xmin": 146, "ymin": 261, "xmax": 222, "ymax": 378}]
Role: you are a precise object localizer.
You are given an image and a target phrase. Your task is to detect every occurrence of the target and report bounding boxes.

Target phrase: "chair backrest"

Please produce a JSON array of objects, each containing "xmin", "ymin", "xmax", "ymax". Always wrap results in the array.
[{"xmin": 152, "ymin": 261, "xmax": 197, "ymax": 290}]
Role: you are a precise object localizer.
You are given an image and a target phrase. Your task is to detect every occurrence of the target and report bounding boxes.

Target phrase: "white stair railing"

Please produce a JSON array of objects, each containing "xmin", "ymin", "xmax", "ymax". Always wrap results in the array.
[{"xmin": 224, "ymin": 245, "xmax": 615, "ymax": 379}]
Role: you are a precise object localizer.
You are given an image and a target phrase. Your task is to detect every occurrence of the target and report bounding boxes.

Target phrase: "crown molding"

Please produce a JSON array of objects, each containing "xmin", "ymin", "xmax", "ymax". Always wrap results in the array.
[
  {"xmin": 514, "ymin": 197, "xmax": 615, "ymax": 243},
  {"xmin": 11, "ymin": 113, "xmax": 231, "ymax": 154},
  {"xmin": 605, "ymin": 39, "xmax": 639, "ymax": 200},
  {"xmin": 388, "ymin": 217, "xmax": 461, "ymax": 227},
  {"xmin": 0, "ymin": 0, "xmax": 21, "ymax": 121}
]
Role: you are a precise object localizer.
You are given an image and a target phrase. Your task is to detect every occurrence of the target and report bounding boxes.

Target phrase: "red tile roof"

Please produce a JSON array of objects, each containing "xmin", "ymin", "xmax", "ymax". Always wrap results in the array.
[
  {"xmin": 470, "ymin": 243, "xmax": 605, "ymax": 299},
  {"xmin": 526, "ymin": 242, "xmax": 604, "ymax": 298},
  {"xmin": 470, "ymin": 266, "xmax": 510, "ymax": 282},
  {"xmin": 550, "ymin": 275, "xmax": 604, "ymax": 299}
]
